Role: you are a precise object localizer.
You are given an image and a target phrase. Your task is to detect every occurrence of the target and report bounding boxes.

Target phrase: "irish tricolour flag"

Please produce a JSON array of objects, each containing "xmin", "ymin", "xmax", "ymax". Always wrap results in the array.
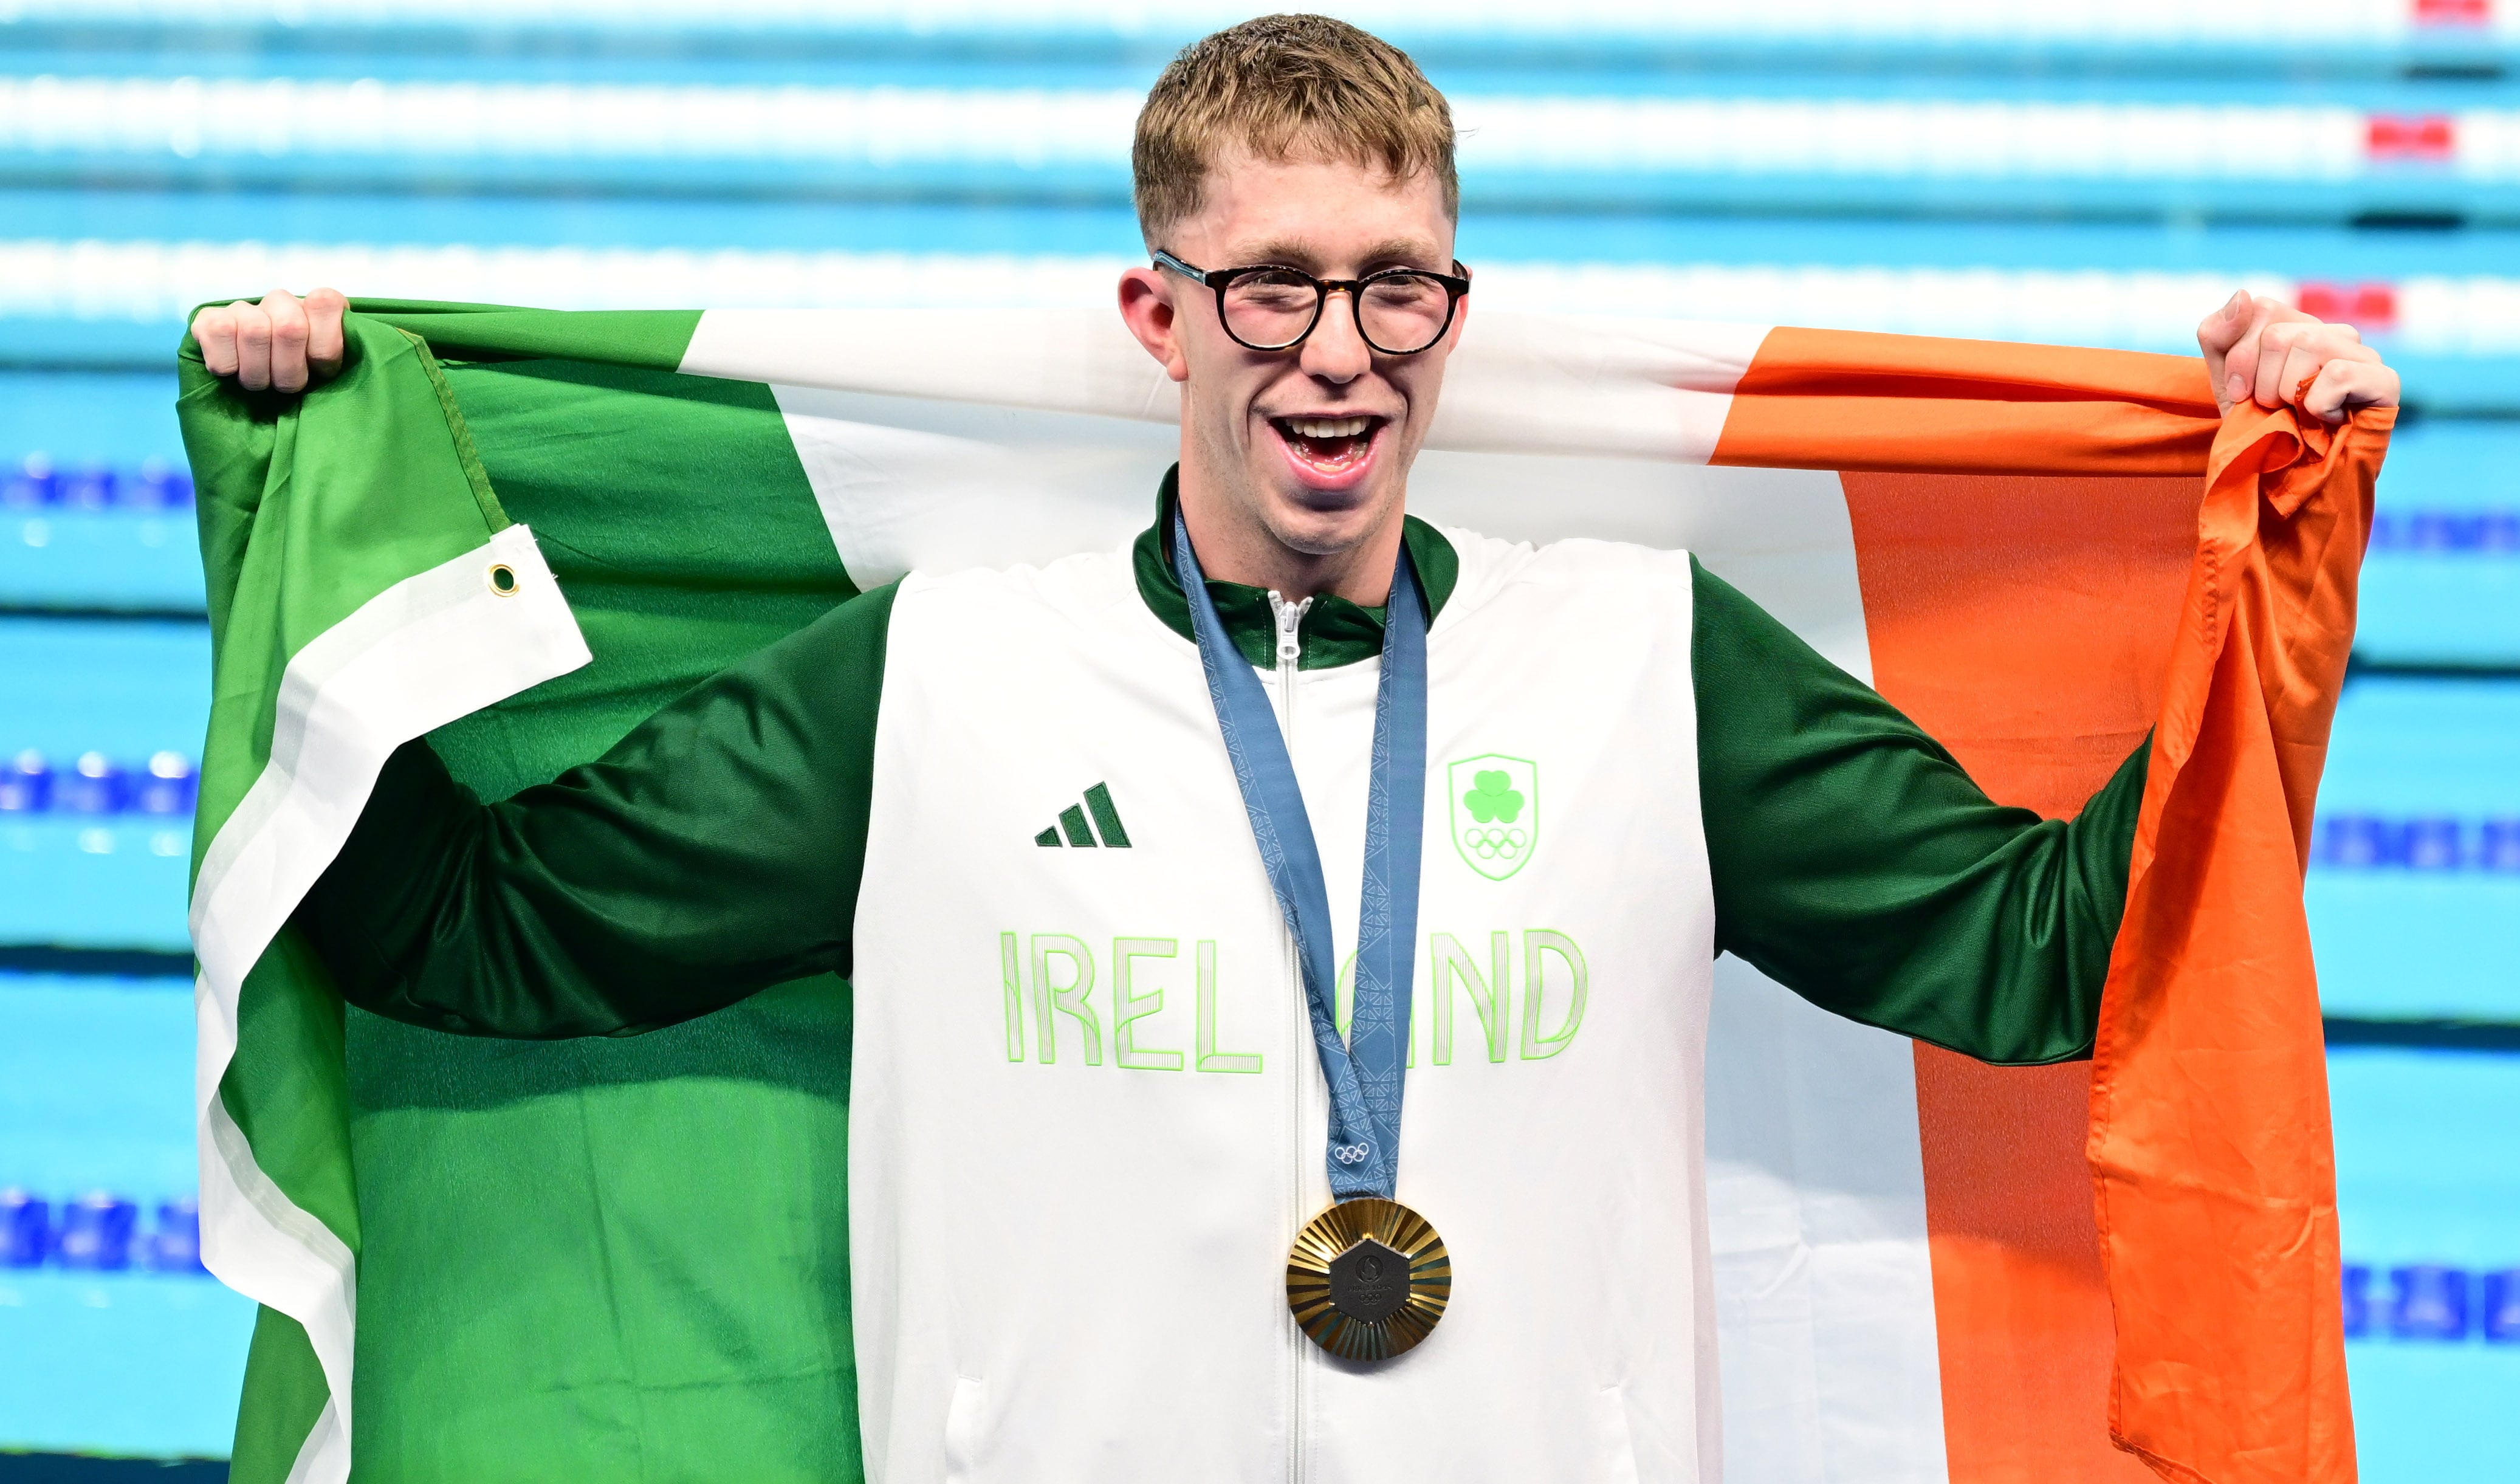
[{"xmin": 179, "ymin": 302, "xmax": 2382, "ymax": 1484}]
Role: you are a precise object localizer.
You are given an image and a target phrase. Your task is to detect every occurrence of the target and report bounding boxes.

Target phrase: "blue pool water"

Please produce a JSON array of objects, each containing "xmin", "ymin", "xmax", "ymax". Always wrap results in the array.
[{"xmin": 2, "ymin": 3, "xmax": 2513, "ymax": 1474}]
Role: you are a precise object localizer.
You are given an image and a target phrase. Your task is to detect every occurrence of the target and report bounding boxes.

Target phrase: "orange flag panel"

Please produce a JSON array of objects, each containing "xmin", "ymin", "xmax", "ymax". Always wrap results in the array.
[
  {"xmin": 1715, "ymin": 329, "xmax": 2388, "ymax": 1484},
  {"xmin": 1846, "ymin": 469, "xmax": 2194, "ymax": 1483}
]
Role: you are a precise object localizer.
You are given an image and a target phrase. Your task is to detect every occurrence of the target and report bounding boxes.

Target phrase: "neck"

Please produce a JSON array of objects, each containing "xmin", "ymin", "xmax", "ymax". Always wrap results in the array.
[{"xmin": 1175, "ymin": 473, "xmax": 1406, "ymax": 608}]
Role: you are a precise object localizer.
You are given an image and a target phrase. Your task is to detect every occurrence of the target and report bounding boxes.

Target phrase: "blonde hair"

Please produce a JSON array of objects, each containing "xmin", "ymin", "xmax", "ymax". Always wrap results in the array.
[{"xmin": 1132, "ymin": 14, "xmax": 1458, "ymax": 246}]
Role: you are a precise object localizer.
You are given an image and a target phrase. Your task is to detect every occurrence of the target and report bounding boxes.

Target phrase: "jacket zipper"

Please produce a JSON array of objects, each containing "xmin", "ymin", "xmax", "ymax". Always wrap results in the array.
[{"xmin": 1268, "ymin": 591, "xmax": 1311, "ymax": 1484}]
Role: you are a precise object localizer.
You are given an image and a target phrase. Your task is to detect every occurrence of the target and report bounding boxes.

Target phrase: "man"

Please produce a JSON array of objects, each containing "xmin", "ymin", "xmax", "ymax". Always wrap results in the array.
[{"xmin": 193, "ymin": 16, "xmax": 2397, "ymax": 1480}]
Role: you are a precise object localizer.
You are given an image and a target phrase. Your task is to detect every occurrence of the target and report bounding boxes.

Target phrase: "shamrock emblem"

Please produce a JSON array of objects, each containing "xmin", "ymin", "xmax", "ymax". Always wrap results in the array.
[
  {"xmin": 1462, "ymin": 770, "xmax": 1525, "ymax": 825},
  {"xmin": 1447, "ymin": 755, "xmax": 1539, "ymax": 881}
]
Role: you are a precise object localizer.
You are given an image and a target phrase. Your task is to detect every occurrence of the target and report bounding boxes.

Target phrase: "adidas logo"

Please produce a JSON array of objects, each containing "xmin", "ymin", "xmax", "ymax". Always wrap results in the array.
[{"xmin": 1034, "ymin": 782, "xmax": 1133, "ymax": 849}]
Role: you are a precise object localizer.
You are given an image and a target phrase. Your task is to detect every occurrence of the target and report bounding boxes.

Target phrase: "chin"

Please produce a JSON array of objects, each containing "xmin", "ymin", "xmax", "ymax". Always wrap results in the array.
[{"xmin": 1251, "ymin": 464, "xmax": 1396, "ymax": 554}]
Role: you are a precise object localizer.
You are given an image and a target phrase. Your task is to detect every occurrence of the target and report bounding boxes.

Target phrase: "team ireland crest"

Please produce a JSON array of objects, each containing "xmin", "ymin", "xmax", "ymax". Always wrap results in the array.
[{"xmin": 1446, "ymin": 754, "xmax": 1538, "ymax": 882}]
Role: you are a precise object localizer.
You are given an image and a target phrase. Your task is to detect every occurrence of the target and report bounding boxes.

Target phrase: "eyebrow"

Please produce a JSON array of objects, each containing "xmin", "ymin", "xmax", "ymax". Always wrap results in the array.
[{"xmin": 1227, "ymin": 237, "xmax": 1447, "ymax": 275}]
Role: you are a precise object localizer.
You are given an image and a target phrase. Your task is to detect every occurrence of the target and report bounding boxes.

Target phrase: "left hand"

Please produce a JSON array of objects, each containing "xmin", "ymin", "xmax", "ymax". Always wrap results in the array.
[
  {"xmin": 2197, "ymin": 290, "xmax": 2399, "ymax": 424},
  {"xmin": 193, "ymin": 287, "xmax": 347, "ymax": 394}
]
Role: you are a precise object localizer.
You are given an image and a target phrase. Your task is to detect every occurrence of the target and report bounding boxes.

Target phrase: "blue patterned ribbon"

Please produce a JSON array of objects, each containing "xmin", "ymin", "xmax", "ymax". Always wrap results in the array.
[{"xmin": 1171, "ymin": 504, "xmax": 1427, "ymax": 1203}]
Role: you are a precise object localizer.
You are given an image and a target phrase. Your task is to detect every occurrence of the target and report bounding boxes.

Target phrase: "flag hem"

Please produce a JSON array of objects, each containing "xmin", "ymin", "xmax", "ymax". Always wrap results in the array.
[{"xmin": 190, "ymin": 522, "xmax": 590, "ymax": 1483}]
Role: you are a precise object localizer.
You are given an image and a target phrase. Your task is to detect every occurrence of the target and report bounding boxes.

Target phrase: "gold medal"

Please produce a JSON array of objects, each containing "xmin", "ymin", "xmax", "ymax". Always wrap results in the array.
[{"xmin": 1285, "ymin": 1197, "xmax": 1451, "ymax": 1360}]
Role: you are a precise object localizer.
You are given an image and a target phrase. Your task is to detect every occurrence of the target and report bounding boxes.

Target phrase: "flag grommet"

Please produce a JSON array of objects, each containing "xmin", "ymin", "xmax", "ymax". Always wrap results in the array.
[{"xmin": 486, "ymin": 563, "xmax": 519, "ymax": 596}]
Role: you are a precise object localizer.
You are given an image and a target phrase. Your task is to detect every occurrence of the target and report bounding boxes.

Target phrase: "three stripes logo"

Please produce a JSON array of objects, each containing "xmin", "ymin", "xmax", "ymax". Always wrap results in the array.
[{"xmin": 1035, "ymin": 782, "xmax": 1133, "ymax": 849}]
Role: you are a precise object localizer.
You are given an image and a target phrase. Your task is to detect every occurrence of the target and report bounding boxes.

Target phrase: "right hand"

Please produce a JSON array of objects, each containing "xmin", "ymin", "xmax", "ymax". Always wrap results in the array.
[
  {"xmin": 191, "ymin": 288, "xmax": 348, "ymax": 393},
  {"xmin": 2194, "ymin": 289, "xmax": 2397, "ymax": 424}
]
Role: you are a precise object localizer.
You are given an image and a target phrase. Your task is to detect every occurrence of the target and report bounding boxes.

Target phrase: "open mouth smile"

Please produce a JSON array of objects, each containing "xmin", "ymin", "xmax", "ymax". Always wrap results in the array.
[{"xmin": 1269, "ymin": 414, "xmax": 1389, "ymax": 485}]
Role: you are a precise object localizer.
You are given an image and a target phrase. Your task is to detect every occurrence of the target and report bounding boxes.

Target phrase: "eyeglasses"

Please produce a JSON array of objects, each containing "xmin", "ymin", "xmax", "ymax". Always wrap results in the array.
[{"xmin": 1153, "ymin": 249, "xmax": 1471, "ymax": 356}]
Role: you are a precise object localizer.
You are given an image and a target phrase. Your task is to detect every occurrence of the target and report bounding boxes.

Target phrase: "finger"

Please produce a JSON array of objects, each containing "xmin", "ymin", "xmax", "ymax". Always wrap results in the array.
[
  {"xmin": 2221, "ymin": 296, "xmax": 2298, "ymax": 410},
  {"xmin": 303, "ymin": 287, "xmax": 348, "ymax": 379},
  {"xmin": 2276, "ymin": 338, "xmax": 2328, "ymax": 412},
  {"xmin": 2252, "ymin": 321, "xmax": 2318, "ymax": 410},
  {"xmin": 2323, "ymin": 331, "xmax": 2383, "ymax": 367},
  {"xmin": 2257, "ymin": 323, "xmax": 2381, "ymax": 410},
  {"xmin": 2257, "ymin": 327, "xmax": 2323, "ymax": 411},
  {"xmin": 2346, "ymin": 360, "xmax": 2400, "ymax": 413},
  {"xmin": 2302, "ymin": 360, "xmax": 2403, "ymax": 424},
  {"xmin": 2197, "ymin": 290, "xmax": 2253, "ymax": 411},
  {"xmin": 2197, "ymin": 290, "xmax": 2251, "ymax": 356},
  {"xmin": 232, "ymin": 301, "xmax": 273, "ymax": 392},
  {"xmin": 261, "ymin": 289, "xmax": 311, "ymax": 394},
  {"xmin": 2284, "ymin": 321, "xmax": 2380, "ymax": 363},
  {"xmin": 193, "ymin": 303, "xmax": 241, "ymax": 379}
]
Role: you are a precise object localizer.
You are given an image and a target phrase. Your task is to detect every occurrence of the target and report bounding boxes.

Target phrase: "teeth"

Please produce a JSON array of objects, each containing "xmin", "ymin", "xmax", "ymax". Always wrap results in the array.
[{"xmin": 1285, "ymin": 416, "xmax": 1371, "ymax": 439}]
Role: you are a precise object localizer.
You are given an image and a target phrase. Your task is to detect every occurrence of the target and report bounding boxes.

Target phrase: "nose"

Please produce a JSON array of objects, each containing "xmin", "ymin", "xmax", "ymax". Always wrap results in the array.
[{"xmin": 1298, "ymin": 287, "xmax": 1370, "ymax": 384}]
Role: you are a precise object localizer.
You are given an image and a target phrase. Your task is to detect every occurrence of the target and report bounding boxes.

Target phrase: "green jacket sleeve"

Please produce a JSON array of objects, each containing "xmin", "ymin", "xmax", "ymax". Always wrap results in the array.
[
  {"xmin": 1692, "ymin": 557, "xmax": 2146, "ymax": 1065},
  {"xmin": 296, "ymin": 582, "xmax": 897, "ymax": 1039}
]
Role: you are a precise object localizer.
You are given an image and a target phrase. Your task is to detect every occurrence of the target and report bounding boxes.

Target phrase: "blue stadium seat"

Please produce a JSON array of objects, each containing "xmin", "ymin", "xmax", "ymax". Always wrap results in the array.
[
  {"xmin": 0, "ymin": 617, "xmax": 205, "ymax": 949},
  {"xmin": 0, "ymin": 972, "xmax": 253, "ymax": 1456},
  {"xmin": 2330, "ymin": 1047, "xmax": 2520, "ymax": 1477},
  {"xmin": 0, "ymin": 1189, "xmax": 47, "ymax": 1268},
  {"xmin": 146, "ymin": 1197, "xmax": 205, "ymax": 1276},
  {"xmin": 2389, "ymin": 1265, "xmax": 2473, "ymax": 1341},
  {"xmin": 2484, "ymin": 1270, "xmax": 2520, "ymax": 1344},
  {"xmin": 2360, "ymin": 422, "xmax": 2520, "ymax": 665},
  {"xmin": 2312, "ymin": 679, "xmax": 2520, "ymax": 1020},
  {"xmin": 1, "ymin": 453, "xmax": 205, "ymax": 614},
  {"xmin": 52, "ymin": 1192, "xmax": 139, "ymax": 1273}
]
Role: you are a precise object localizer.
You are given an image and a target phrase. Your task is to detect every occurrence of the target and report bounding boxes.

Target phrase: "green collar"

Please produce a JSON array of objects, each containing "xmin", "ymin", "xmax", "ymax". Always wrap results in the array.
[{"xmin": 1131, "ymin": 467, "xmax": 1460, "ymax": 671}]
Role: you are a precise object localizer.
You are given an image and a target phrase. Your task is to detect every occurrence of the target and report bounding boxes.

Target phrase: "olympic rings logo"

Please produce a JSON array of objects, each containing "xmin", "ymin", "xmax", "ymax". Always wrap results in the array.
[{"xmin": 1461, "ymin": 826, "xmax": 1530, "ymax": 861}]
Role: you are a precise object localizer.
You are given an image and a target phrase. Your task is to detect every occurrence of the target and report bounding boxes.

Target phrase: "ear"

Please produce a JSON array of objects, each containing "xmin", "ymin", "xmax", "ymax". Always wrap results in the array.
[{"xmin": 1118, "ymin": 266, "xmax": 1190, "ymax": 383}]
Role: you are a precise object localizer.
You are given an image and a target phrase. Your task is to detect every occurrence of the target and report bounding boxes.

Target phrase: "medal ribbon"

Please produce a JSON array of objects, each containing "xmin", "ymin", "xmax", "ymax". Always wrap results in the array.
[{"xmin": 1171, "ymin": 503, "xmax": 1427, "ymax": 1203}]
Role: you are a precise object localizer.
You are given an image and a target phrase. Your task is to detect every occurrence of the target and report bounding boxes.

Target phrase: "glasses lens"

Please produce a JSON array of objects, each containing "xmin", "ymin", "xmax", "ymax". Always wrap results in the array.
[
  {"xmin": 1220, "ymin": 269, "xmax": 1320, "ymax": 349},
  {"xmin": 1358, "ymin": 273, "xmax": 1454, "ymax": 354}
]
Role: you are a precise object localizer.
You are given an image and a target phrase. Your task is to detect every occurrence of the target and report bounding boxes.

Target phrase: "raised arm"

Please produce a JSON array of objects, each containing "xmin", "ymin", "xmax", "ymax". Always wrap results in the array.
[
  {"xmin": 1692, "ymin": 559, "xmax": 2144, "ymax": 1064},
  {"xmin": 296, "ymin": 585, "xmax": 897, "ymax": 1039}
]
